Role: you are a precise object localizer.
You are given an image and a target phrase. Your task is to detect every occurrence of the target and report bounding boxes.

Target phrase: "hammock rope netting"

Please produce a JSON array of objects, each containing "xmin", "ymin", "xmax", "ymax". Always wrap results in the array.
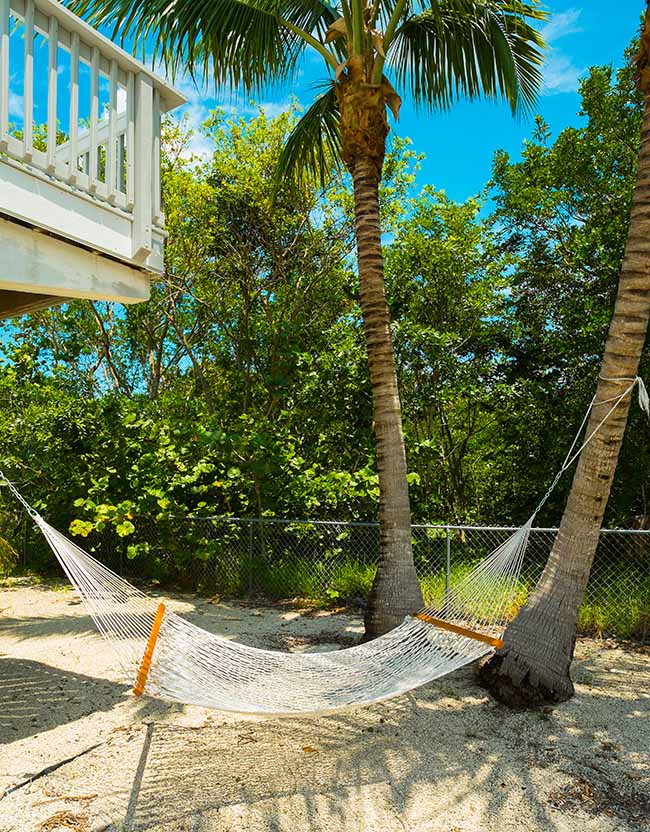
[
  {"xmin": 36, "ymin": 516, "xmax": 531, "ymax": 714},
  {"xmin": 2, "ymin": 376, "xmax": 647, "ymax": 716}
]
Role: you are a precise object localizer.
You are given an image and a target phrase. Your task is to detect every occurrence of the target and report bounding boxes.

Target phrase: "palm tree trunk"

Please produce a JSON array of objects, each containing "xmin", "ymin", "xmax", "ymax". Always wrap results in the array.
[
  {"xmin": 479, "ymin": 83, "xmax": 650, "ymax": 706},
  {"xmin": 349, "ymin": 155, "xmax": 423, "ymax": 637}
]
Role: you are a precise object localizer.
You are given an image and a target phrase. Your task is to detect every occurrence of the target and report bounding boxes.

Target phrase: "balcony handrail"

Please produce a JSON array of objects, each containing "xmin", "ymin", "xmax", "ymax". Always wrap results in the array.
[
  {"xmin": 0, "ymin": 0, "xmax": 185, "ymax": 269},
  {"xmin": 54, "ymin": 110, "xmax": 127, "ymax": 159},
  {"xmin": 9, "ymin": 0, "xmax": 184, "ymax": 110}
]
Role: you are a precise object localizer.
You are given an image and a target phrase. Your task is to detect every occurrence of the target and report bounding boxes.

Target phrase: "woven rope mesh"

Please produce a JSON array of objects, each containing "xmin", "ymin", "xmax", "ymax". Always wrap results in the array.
[{"xmin": 36, "ymin": 514, "xmax": 530, "ymax": 715}]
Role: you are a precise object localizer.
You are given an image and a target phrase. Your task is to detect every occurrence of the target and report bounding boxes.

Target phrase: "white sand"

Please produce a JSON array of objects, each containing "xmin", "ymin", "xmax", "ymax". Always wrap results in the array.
[{"xmin": 0, "ymin": 579, "xmax": 648, "ymax": 832}]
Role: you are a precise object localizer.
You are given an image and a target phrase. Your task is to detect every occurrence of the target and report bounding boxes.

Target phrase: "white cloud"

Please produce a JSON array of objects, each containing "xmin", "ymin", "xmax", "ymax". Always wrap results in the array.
[
  {"xmin": 171, "ymin": 73, "xmax": 216, "ymax": 160},
  {"xmin": 167, "ymin": 70, "xmax": 298, "ymax": 159},
  {"xmin": 539, "ymin": 8, "xmax": 585, "ymax": 95},
  {"xmin": 8, "ymin": 90, "xmax": 22, "ymax": 118},
  {"xmin": 258, "ymin": 99, "xmax": 295, "ymax": 118},
  {"xmin": 543, "ymin": 52, "xmax": 584, "ymax": 94},
  {"xmin": 541, "ymin": 9, "xmax": 583, "ymax": 43}
]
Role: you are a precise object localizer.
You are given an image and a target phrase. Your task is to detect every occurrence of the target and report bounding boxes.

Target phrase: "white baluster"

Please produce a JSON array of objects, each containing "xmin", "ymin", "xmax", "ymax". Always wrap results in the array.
[
  {"xmin": 126, "ymin": 71, "xmax": 134, "ymax": 210},
  {"xmin": 132, "ymin": 72, "xmax": 153, "ymax": 261},
  {"xmin": 46, "ymin": 14, "xmax": 57, "ymax": 172},
  {"xmin": 0, "ymin": 0, "xmax": 9, "ymax": 151},
  {"xmin": 68, "ymin": 30, "xmax": 79, "ymax": 183},
  {"xmin": 152, "ymin": 87, "xmax": 161, "ymax": 225},
  {"xmin": 89, "ymin": 44, "xmax": 98, "ymax": 191},
  {"xmin": 107, "ymin": 58, "xmax": 117, "ymax": 200},
  {"xmin": 23, "ymin": 0, "xmax": 34, "ymax": 161},
  {"xmin": 117, "ymin": 130, "xmax": 125, "ymax": 193}
]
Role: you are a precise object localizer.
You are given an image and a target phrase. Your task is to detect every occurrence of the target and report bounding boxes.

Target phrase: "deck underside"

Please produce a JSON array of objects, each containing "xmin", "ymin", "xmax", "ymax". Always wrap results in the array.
[
  {"xmin": 0, "ymin": 214, "xmax": 150, "ymax": 320},
  {"xmin": 0, "ymin": 290, "xmax": 65, "ymax": 320}
]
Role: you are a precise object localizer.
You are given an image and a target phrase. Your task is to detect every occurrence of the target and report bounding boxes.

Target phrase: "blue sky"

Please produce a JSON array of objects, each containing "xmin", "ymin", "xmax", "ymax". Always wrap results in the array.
[{"xmin": 165, "ymin": 1, "xmax": 643, "ymax": 202}]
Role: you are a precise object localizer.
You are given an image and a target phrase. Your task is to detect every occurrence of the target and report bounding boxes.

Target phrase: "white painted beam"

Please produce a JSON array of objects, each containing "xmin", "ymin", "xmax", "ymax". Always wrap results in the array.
[
  {"xmin": 0, "ymin": 215, "xmax": 150, "ymax": 303},
  {"xmin": 1, "ymin": 156, "xmax": 134, "ymax": 261},
  {"xmin": 0, "ymin": 155, "xmax": 165, "ymax": 273}
]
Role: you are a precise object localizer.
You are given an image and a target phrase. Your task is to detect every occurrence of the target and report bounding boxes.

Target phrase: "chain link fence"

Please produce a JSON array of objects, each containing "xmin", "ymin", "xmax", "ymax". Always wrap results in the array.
[{"xmin": 14, "ymin": 515, "xmax": 650, "ymax": 640}]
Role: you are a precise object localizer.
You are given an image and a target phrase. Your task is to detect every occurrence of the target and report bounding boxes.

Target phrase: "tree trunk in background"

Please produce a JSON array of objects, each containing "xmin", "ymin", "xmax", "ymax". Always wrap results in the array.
[
  {"xmin": 337, "ymin": 65, "xmax": 423, "ymax": 637},
  {"xmin": 479, "ymin": 72, "xmax": 650, "ymax": 706}
]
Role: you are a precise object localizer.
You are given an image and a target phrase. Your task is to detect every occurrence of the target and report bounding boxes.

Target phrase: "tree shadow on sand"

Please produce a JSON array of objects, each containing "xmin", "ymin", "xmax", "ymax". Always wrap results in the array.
[
  {"xmin": 0, "ymin": 656, "xmax": 131, "ymax": 744},
  {"xmin": 108, "ymin": 657, "xmax": 650, "ymax": 832},
  {"xmin": 0, "ymin": 592, "xmax": 324, "ymax": 650},
  {"xmin": 2, "ymin": 591, "xmax": 648, "ymax": 831}
]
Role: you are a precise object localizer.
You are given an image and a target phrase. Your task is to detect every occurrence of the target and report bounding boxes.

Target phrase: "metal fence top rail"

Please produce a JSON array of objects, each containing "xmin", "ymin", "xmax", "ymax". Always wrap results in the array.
[{"xmin": 170, "ymin": 515, "xmax": 650, "ymax": 536}]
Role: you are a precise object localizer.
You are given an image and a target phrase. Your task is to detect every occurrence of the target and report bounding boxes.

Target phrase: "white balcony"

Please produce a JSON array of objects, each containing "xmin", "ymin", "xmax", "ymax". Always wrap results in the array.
[{"xmin": 0, "ymin": 0, "xmax": 185, "ymax": 319}]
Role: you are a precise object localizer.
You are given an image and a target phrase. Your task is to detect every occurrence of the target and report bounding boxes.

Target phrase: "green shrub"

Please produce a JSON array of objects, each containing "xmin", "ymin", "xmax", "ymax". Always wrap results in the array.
[{"xmin": 0, "ymin": 536, "xmax": 18, "ymax": 575}]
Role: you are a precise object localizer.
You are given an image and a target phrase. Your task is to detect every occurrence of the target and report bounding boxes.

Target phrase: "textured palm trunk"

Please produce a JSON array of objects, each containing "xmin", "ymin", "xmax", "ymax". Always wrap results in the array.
[
  {"xmin": 479, "ymin": 83, "xmax": 650, "ymax": 706},
  {"xmin": 336, "ymin": 67, "xmax": 423, "ymax": 638},
  {"xmin": 350, "ymin": 156, "xmax": 424, "ymax": 637}
]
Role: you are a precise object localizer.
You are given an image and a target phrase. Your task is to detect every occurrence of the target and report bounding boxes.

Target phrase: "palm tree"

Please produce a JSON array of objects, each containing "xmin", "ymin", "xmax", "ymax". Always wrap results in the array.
[
  {"xmin": 480, "ymin": 7, "xmax": 650, "ymax": 705},
  {"xmin": 74, "ymin": 0, "xmax": 546, "ymax": 637}
]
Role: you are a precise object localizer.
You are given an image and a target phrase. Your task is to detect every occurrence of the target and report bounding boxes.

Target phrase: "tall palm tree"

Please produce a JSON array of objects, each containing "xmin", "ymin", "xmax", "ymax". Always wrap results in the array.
[
  {"xmin": 73, "ymin": 0, "xmax": 546, "ymax": 637},
  {"xmin": 480, "ymin": 6, "xmax": 650, "ymax": 705}
]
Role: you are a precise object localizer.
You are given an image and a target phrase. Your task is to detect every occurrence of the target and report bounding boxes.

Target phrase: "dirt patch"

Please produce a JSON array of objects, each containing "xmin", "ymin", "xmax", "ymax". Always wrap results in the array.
[
  {"xmin": 1, "ymin": 581, "xmax": 649, "ymax": 832},
  {"xmin": 273, "ymin": 630, "xmax": 360, "ymax": 651},
  {"xmin": 549, "ymin": 774, "xmax": 650, "ymax": 827}
]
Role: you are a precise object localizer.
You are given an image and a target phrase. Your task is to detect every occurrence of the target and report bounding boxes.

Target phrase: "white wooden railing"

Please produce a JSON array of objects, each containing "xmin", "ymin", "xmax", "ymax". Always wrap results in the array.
[{"xmin": 0, "ymin": 0, "xmax": 184, "ymax": 271}]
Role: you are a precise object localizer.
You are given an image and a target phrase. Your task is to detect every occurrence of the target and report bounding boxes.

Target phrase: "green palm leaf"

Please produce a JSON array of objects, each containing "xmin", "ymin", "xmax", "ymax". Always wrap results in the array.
[
  {"xmin": 388, "ymin": 1, "xmax": 546, "ymax": 114},
  {"xmin": 69, "ymin": 0, "xmax": 339, "ymax": 88},
  {"xmin": 69, "ymin": 0, "xmax": 546, "ymax": 115},
  {"xmin": 275, "ymin": 83, "xmax": 343, "ymax": 190}
]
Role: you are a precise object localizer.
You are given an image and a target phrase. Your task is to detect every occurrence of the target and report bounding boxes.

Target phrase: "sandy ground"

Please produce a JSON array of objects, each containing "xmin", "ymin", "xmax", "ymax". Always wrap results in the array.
[{"xmin": 0, "ymin": 579, "xmax": 648, "ymax": 832}]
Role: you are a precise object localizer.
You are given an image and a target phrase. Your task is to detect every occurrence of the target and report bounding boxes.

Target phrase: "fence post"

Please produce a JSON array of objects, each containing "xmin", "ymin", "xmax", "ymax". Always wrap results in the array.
[
  {"xmin": 248, "ymin": 520, "xmax": 254, "ymax": 596},
  {"xmin": 444, "ymin": 526, "xmax": 451, "ymax": 614}
]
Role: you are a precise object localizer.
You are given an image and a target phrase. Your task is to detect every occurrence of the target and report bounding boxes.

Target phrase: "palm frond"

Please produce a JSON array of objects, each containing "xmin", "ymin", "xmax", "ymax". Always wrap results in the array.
[
  {"xmin": 388, "ymin": 0, "xmax": 546, "ymax": 114},
  {"xmin": 68, "ymin": 0, "xmax": 338, "ymax": 90},
  {"xmin": 274, "ymin": 83, "xmax": 343, "ymax": 192}
]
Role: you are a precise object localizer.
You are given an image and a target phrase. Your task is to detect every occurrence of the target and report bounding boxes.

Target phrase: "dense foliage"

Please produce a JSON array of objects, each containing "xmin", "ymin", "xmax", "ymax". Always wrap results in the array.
[{"xmin": 1, "ymin": 52, "xmax": 648, "ymax": 555}]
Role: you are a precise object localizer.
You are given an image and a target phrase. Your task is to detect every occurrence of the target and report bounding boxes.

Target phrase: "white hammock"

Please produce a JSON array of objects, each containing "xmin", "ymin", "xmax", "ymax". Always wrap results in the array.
[
  {"xmin": 35, "ymin": 515, "xmax": 530, "ymax": 715},
  {"xmin": 3, "ymin": 376, "xmax": 646, "ymax": 716}
]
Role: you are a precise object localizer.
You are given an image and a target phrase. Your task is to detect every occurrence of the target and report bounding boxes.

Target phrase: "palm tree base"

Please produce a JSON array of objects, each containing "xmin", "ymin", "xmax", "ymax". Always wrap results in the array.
[
  {"xmin": 363, "ymin": 564, "xmax": 424, "ymax": 639},
  {"xmin": 476, "ymin": 605, "xmax": 576, "ymax": 707},
  {"xmin": 477, "ymin": 651, "xmax": 575, "ymax": 708}
]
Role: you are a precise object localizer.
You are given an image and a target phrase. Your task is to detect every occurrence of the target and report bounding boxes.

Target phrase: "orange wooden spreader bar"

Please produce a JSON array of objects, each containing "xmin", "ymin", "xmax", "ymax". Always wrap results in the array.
[
  {"xmin": 414, "ymin": 612, "xmax": 504, "ymax": 649},
  {"xmin": 133, "ymin": 602, "xmax": 166, "ymax": 696}
]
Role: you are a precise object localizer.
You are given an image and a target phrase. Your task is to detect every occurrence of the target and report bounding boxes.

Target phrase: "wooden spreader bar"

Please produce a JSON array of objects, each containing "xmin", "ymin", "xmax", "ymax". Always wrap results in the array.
[
  {"xmin": 414, "ymin": 612, "xmax": 504, "ymax": 650},
  {"xmin": 133, "ymin": 603, "xmax": 166, "ymax": 696}
]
